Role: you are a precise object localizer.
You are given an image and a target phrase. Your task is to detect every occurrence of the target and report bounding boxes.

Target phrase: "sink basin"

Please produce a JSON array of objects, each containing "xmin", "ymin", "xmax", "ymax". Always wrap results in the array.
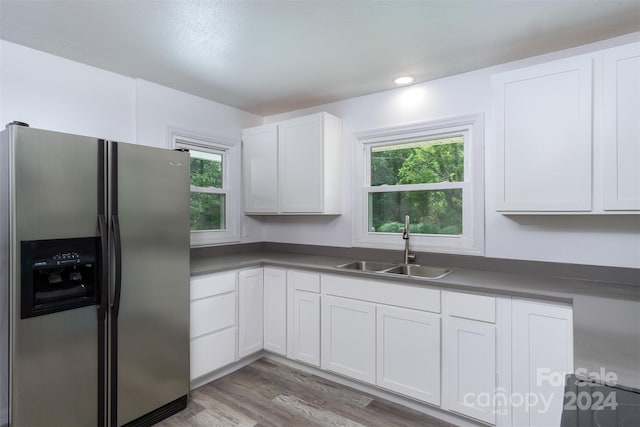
[
  {"xmin": 337, "ymin": 261, "xmax": 398, "ymax": 272},
  {"xmin": 383, "ymin": 264, "xmax": 452, "ymax": 279}
]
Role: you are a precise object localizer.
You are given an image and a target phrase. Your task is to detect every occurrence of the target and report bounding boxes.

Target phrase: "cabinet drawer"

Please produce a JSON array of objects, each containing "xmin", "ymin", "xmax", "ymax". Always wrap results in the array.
[
  {"xmin": 190, "ymin": 327, "xmax": 236, "ymax": 380},
  {"xmin": 190, "ymin": 292, "xmax": 236, "ymax": 338},
  {"xmin": 190, "ymin": 271, "xmax": 236, "ymax": 300},
  {"xmin": 289, "ymin": 269, "xmax": 321, "ymax": 293},
  {"xmin": 322, "ymin": 274, "xmax": 440, "ymax": 313},
  {"xmin": 446, "ymin": 292, "xmax": 495, "ymax": 323}
]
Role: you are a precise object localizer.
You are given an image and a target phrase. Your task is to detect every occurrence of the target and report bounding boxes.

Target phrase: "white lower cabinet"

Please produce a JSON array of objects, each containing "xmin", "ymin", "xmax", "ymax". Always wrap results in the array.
[
  {"xmin": 443, "ymin": 291, "xmax": 497, "ymax": 425},
  {"xmin": 445, "ymin": 316, "xmax": 496, "ymax": 424},
  {"xmin": 263, "ymin": 267, "xmax": 287, "ymax": 355},
  {"xmin": 322, "ymin": 295, "xmax": 376, "ymax": 384},
  {"xmin": 189, "ymin": 271, "xmax": 237, "ymax": 380},
  {"xmin": 190, "ymin": 268, "xmax": 574, "ymax": 427},
  {"xmin": 291, "ymin": 290, "xmax": 321, "ymax": 366},
  {"xmin": 287, "ymin": 270, "xmax": 322, "ymax": 366},
  {"xmin": 238, "ymin": 268, "xmax": 264, "ymax": 358},
  {"xmin": 376, "ymin": 305, "xmax": 441, "ymax": 405},
  {"xmin": 512, "ymin": 299, "xmax": 573, "ymax": 427}
]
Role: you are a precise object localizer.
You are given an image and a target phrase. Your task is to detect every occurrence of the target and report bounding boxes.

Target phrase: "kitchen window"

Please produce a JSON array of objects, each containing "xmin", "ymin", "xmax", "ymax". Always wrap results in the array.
[
  {"xmin": 173, "ymin": 131, "xmax": 240, "ymax": 246},
  {"xmin": 354, "ymin": 114, "xmax": 484, "ymax": 255}
]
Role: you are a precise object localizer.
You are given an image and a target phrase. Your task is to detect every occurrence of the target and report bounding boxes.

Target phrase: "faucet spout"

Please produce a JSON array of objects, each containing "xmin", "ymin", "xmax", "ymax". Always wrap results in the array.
[{"xmin": 403, "ymin": 215, "xmax": 416, "ymax": 264}]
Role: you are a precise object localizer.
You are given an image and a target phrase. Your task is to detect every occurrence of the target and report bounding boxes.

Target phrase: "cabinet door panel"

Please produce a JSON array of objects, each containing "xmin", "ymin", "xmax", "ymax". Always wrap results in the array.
[
  {"xmin": 263, "ymin": 268, "xmax": 287, "ymax": 355},
  {"xmin": 604, "ymin": 43, "xmax": 640, "ymax": 210},
  {"xmin": 238, "ymin": 269, "xmax": 264, "ymax": 358},
  {"xmin": 190, "ymin": 327, "xmax": 236, "ymax": 380},
  {"xmin": 242, "ymin": 124, "xmax": 278, "ymax": 213},
  {"xmin": 512, "ymin": 300, "xmax": 573, "ymax": 427},
  {"xmin": 292, "ymin": 290, "xmax": 321, "ymax": 366},
  {"xmin": 322, "ymin": 296, "xmax": 376, "ymax": 384},
  {"xmin": 278, "ymin": 115, "xmax": 323, "ymax": 212},
  {"xmin": 494, "ymin": 57, "xmax": 592, "ymax": 211},
  {"xmin": 446, "ymin": 317, "xmax": 496, "ymax": 424},
  {"xmin": 190, "ymin": 292, "xmax": 236, "ymax": 338},
  {"xmin": 377, "ymin": 306, "xmax": 441, "ymax": 405}
]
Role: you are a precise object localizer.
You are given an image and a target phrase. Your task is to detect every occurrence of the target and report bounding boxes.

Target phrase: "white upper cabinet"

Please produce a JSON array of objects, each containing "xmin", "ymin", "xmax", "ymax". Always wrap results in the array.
[
  {"xmin": 242, "ymin": 124, "xmax": 278, "ymax": 213},
  {"xmin": 493, "ymin": 42, "xmax": 640, "ymax": 214},
  {"xmin": 493, "ymin": 56, "xmax": 593, "ymax": 212},
  {"xmin": 242, "ymin": 112, "xmax": 342, "ymax": 215},
  {"xmin": 603, "ymin": 43, "xmax": 640, "ymax": 211}
]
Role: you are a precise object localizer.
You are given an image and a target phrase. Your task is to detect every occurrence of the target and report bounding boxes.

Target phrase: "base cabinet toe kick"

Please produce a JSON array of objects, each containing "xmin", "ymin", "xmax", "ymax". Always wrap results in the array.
[{"xmin": 190, "ymin": 268, "xmax": 574, "ymax": 427}]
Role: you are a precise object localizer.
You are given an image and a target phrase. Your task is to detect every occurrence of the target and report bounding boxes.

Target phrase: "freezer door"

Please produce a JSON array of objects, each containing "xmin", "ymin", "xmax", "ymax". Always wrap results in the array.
[
  {"xmin": 11, "ymin": 126, "xmax": 102, "ymax": 426},
  {"xmin": 111, "ymin": 142, "xmax": 190, "ymax": 426}
]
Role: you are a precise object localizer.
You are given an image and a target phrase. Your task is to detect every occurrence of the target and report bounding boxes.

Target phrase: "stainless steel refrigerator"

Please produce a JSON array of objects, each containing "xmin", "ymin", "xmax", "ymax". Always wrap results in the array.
[{"xmin": 0, "ymin": 123, "xmax": 190, "ymax": 426}]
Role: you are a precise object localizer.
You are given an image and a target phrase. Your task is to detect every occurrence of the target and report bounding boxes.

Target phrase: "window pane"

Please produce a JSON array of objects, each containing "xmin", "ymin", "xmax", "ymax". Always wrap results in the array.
[
  {"xmin": 189, "ymin": 150, "xmax": 223, "ymax": 188},
  {"xmin": 368, "ymin": 189, "xmax": 462, "ymax": 235},
  {"xmin": 190, "ymin": 193, "xmax": 225, "ymax": 231},
  {"xmin": 370, "ymin": 136, "xmax": 464, "ymax": 186}
]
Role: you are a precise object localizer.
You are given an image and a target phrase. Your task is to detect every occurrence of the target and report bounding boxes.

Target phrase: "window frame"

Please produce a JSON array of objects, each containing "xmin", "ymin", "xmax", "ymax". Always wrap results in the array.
[
  {"xmin": 353, "ymin": 114, "xmax": 485, "ymax": 255},
  {"xmin": 171, "ymin": 129, "xmax": 240, "ymax": 247}
]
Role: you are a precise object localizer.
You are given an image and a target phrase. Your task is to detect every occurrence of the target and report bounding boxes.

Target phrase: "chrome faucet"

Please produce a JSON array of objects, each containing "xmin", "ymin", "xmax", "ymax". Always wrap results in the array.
[{"xmin": 402, "ymin": 215, "xmax": 416, "ymax": 264}]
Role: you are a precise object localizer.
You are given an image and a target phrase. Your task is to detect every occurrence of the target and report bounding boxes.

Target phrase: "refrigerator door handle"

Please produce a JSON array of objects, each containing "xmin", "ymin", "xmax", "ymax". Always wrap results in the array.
[
  {"xmin": 98, "ymin": 215, "xmax": 109, "ymax": 319},
  {"xmin": 97, "ymin": 214, "xmax": 108, "ymax": 427},
  {"xmin": 111, "ymin": 214, "xmax": 122, "ymax": 318}
]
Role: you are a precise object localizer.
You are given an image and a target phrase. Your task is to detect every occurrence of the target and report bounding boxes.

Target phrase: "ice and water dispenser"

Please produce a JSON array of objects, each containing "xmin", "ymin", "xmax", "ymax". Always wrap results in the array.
[{"xmin": 20, "ymin": 237, "xmax": 100, "ymax": 318}]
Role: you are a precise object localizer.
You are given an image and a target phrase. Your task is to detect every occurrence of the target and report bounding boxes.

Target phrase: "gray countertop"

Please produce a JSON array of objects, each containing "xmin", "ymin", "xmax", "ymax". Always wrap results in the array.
[
  {"xmin": 190, "ymin": 251, "xmax": 640, "ymax": 303},
  {"xmin": 191, "ymin": 249, "xmax": 640, "ymax": 390}
]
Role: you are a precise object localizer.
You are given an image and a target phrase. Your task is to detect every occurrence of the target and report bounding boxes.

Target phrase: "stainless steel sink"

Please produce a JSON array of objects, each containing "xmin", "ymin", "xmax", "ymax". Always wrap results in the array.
[
  {"xmin": 336, "ymin": 261, "xmax": 399, "ymax": 272},
  {"xmin": 337, "ymin": 261, "xmax": 452, "ymax": 279},
  {"xmin": 382, "ymin": 264, "xmax": 452, "ymax": 279}
]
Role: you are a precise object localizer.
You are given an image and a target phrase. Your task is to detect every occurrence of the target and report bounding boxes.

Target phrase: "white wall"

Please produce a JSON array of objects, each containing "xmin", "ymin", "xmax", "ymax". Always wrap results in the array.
[
  {"xmin": 0, "ymin": 40, "xmax": 264, "ymax": 243},
  {"xmin": 0, "ymin": 40, "xmax": 136, "ymax": 142},
  {"xmin": 262, "ymin": 33, "xmax": 640, "ymax": 268}
]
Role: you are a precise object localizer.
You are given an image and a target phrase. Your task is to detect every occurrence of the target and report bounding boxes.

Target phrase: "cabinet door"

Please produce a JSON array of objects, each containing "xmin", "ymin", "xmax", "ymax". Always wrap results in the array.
[
  {"xmin": 238, "ymin": 268, "xmax": 264, "ymax": 358},
  {"xmin": 191, "ymin": 328, "xmax": 236, "ymax": 380},
  {"xmin": 376, "ymin": 306, "xmax": 441, "ymax": 405},
  {"xmin": 322, "ymin": 295, "xmax": 376, "ymax": 384},
  {"xmin": 242, "ymin": 124, "xmax": 278, "ymax": 213},
  {"xmin": 278, "ymin": 114, "xmax": 324, "ymax": 213},
  {"xmin": 292, "ymin": 290, "xmax": 321, "ymax": 366},
  {"xmin": 603, "ymin": 43, "xmax": 640, "ymax": 211},
  {"xmin": 263, "ymin": 267, "xmax": 287, "ymax": 355},
  {"xmin": 445, "ymin": 317, "xmax": 496, "ymax": 424},
  {"xmin": 494, "ymin": 57, "xmax": 593, "ymax": 212},
  {"xmin": 512, "ymin": 300, "xmax": 573, "ymax": 427}
]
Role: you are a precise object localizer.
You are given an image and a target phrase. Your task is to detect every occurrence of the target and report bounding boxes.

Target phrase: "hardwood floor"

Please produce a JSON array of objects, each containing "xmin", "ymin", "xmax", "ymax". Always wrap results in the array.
[{"xmin": 158, "ymin": 358, "xmax": 457, "ymax": 427}]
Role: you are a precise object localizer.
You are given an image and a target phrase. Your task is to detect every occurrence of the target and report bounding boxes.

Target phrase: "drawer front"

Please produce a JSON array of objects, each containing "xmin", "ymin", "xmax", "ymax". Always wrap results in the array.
[
  {"xmin": 289, "ymin": 269, "xmax": 321, "ymax": 293},
  {"xmin": 322, "ymin": 274, "xmax": 440, "ymax": 313},
  {"xmin": 446, "ymin": 291, "xmax": 496, "ymax": 323},
  {"xmin": 190, "ymin": 327, "xmax": 236, "ymax": 380},
  {"xmin": 191, "ymin": 271, "xmax": 236, "ymax": 300},
  {"xmin": 190, "ymin": 292, "xmax": 236, "ymax": 338}
]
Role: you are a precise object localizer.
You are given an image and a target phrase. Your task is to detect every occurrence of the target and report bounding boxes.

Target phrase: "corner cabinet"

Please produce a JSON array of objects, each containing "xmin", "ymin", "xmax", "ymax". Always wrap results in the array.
[
  {"xmin": 242, "ymin": 112, "xmax": 342, "ymax": 215},
  {"xmin": 493, "ymin": 41, "xmax": 640, "ymax": 214}
]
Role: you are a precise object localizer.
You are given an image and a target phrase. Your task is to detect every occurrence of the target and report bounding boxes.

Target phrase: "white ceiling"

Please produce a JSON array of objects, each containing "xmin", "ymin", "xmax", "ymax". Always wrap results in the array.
[{"xmin": 1, "ymin": 0, "xmax": 639, "ymax": 116}]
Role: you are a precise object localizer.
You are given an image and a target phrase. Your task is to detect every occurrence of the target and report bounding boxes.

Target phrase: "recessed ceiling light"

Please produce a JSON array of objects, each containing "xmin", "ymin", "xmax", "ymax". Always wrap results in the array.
[{"xmin": 394, "ymin": 76, "xmax": 415, "ymax": 85}]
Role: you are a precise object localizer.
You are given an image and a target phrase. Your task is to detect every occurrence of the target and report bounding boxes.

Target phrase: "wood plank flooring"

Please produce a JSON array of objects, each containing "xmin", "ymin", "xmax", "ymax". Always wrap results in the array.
[{"xmin": 157, "ymin": 358, "xmax": 458, "ymax": 427}]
